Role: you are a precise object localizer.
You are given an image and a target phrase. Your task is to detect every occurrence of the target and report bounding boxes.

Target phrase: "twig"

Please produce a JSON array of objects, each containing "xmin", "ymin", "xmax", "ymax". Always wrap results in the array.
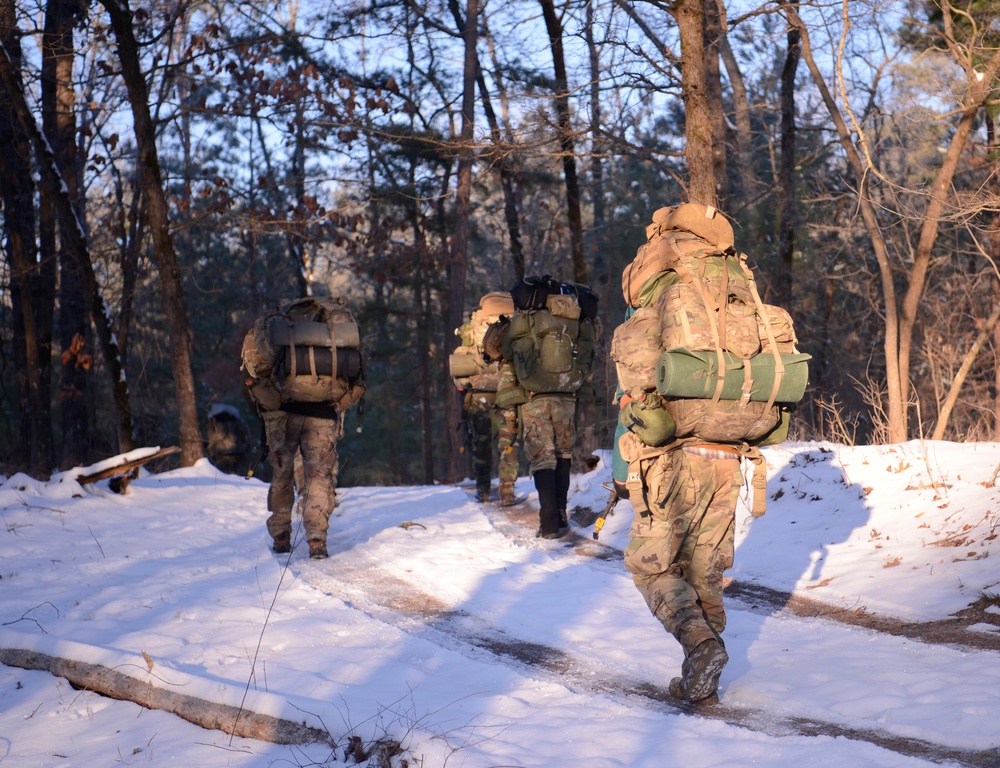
[
  {"xmin": 88, "ymin": 526, "xmax": 106, "ymax": 558},
  {"xmin": 2, "ymin": 602, "xmax": 60, "ymax": 632}
]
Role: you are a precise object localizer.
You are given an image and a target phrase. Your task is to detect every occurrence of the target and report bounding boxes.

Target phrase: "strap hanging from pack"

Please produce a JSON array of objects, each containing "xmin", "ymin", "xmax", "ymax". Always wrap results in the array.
[
  {"xmin": 739, "ymin": 443, "xmax": 769, "ymax": 517},
  {"xmin": 287, "ymin": 319, "xmax": 298, "ymax": 380}
]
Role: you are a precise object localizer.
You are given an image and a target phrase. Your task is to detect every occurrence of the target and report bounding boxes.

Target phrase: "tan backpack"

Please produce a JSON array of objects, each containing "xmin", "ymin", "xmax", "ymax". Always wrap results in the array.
[
  {"xmin": 242, "ymin": 297, "xmax": 366, "ymax": 411},
  {"xmin": 612, "ymin": 207, "xmax": 809, "ymax": 446},
  {"xmin": 449, "ymin": 292, "xmax": 516, "ymax": 391}
]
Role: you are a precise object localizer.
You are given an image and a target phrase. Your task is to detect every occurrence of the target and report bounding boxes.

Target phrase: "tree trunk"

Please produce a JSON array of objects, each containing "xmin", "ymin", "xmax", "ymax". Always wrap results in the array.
[
  {"xmin": 930, "ymin": 300, "xmax": 1000, "ymax": 440},
  {"xmin": 784, "ymin": 1, "xmax": 903, "ymax": 441},
  {"xmin": 103, "ymin": 0, "xmax": 203, "ymax": 466},
  {"xmin": 578, "ymin": 0, "xmax": 607, "ymax": 457},
  {"xmin": 671, "ymin": 0, "xmax": 715, "ymax": 205},
  {"xmin": 897, "ymin": 65, "xmax": 1000, "ymax": 429},
  {"xmin": 0, "ymin": 4, "xmax": 56, "ymax": 476},
  {"xmin": 539, "ymin": 0, "xmax": 587, "ymax": 284},
  {"xmin": 444, "ymin": 0, "xmax": 479, "ymax": 483},
  {"xmin": 475, "ymin": 53, "xmax": 526, "ymax": 281},
  {"xmin": 0, "ymin": 36, "xmax": 137, "ymax": 456},
  {"xmin": 0, "ymin": 647, "xmax": 330, "ymax": 745},
  {"xmin": 43, "ymin": 0, "xmax": 90, "ymax": 468},
  {"xmin": 995, "ymin": 279, "xmax": 1000, "ymax": 441},
  {"xmin": 787, "ymin": 1, "xmax": 1000, "ymax": 443},
  {"xmin": 775, "ymin": 2, "xmax": 800, "ymax": 308}
]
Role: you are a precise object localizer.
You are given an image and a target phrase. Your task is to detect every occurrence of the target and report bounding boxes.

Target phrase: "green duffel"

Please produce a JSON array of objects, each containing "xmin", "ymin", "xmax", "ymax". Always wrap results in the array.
[{"xmin": 655, "ymin": 347, "xmax": 811, "ymax": 403}]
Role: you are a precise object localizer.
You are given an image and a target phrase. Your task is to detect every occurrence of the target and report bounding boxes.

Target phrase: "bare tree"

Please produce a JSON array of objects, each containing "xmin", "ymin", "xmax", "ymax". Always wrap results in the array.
[
  {"xmin": 539, "ymin": 0, "xmax": 588, "ymax": 284},
  {"xmin": 715, "ymin": 0, "xmax": 757, "ymax": 205},
  {"xmin": 0, "ymin": 12, "xmax": 136, "ymax": 457},
  {"xmin": 667, "ymin": 0, "xmax": 717, "ymax": 204},
  {"xmin": 102, "ymin": 0, "xmax": 203, "ymax": 465},
  {"xmin": 0, "ymin": 0, "xmax": 54, "ymax": 475},
  {"xmin": 443, "ymin": 0, "xmax": 480, "ymax": 482},
  {"xmin": 704, "ymin": 0, "xmax": 728, "ymax": 209},
  {"xmin": 43, "ymin": 0, "xmax": 90, "ymax": 467},
  {"xmin": 775, "ymin": 0, "xmax": 801, "ymax": 308}
]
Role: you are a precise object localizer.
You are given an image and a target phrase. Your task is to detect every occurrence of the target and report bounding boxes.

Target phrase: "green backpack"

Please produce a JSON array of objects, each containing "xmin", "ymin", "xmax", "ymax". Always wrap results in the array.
[
  {"xmin": 503, "ymin": 293, "xmax": 597, "ymax": 395},
  {"xmin": 612, "ymin": 204, "xmax": 809, "ymax": 447},
  {"xmin": 242, "ymin": 297, "xmax": 366, "ymax": 411}
]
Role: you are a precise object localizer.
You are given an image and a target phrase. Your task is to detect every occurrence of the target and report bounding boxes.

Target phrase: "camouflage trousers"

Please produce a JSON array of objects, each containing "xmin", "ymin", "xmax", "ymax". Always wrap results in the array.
[
  {"xmin": 495, "ymin": 406, "xmax": 519, "ymax": 488},
  {"xmin": 466, "ymin": 392, "xmax": 519, "ymax": 491},
  {"xmin": 520, "ymin": 394, "xmax": 575, "ymax": 474},
  {"xmin": 263, "ymin": 411, "xmax": 340, "ymax": 543},
  {"xmin": 624, "ymin": 446, "xmax": 743, "ymax": 655}
]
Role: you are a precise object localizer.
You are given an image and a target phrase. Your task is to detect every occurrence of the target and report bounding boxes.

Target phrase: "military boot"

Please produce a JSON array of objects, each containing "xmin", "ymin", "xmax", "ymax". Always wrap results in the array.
[
  {"xmin": 475, "ymin": 472, "xmax": 492, "ymax": 502},
  {"xmin": 669, "ymin": 638, "xmax": 728, "ymax": 703},
  {"xmin": 308, "ymin": 539, "xmax": 329, "ymax": 559},
  {"xmin": 533, "ymin": 469, "xmax": 561, "ymax": 538},
  {"xmin": 499, "ymin": 481, "xmax": 516, "ymax": 507},
  {"xmin": 272, "ymin": 531, "xmax": 291, "ymax": 554}
]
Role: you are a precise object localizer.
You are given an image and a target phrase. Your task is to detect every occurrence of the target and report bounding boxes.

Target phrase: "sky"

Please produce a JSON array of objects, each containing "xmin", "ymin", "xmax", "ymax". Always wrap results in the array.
[{"xmin": 1, "ymin": 438, "xmax": 999, "ymax": 768}]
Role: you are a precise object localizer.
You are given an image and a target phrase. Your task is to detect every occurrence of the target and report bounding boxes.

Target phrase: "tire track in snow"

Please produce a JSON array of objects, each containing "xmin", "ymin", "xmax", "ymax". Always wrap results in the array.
[
  {"xmin": 299, "ymin": 529, "xmax": 1000, "ymax": 768},
  {"xmin": 492, "ymin": 493, "xmax": 1000, "ymax": 653}
]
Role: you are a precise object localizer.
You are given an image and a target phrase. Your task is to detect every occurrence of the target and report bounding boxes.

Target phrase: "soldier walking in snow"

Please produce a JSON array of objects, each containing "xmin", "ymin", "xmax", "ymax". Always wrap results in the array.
[
  {"xmin": 611, "ymin": 204, "xmax": 806, "ymax": 702},
  {"xmin": 241, "ymin": 297, "xmax": 366, "ymax": 559}
]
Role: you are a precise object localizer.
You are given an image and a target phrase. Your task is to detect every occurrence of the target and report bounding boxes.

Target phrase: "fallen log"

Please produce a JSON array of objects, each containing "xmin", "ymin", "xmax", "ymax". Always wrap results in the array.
[
  {"xmin": 76, "ymin": 446, "xmax": 181, "ymax": 493},
  {"xmin": 0, "ymin": 647, "xmax": 331, "ymax": 745}
]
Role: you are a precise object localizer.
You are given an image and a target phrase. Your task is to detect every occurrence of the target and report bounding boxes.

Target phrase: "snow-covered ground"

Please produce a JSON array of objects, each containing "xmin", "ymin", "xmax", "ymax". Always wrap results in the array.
[{"xmin": 1, "ymin": 439, "xmax": 998, "ymax": 767}]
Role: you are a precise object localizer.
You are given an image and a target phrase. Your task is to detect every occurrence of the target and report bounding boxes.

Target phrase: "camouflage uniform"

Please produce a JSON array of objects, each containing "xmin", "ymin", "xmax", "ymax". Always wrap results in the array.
[
  {"xmin": 453, "ymin": 295, "xmax": 521, "ymax": 504},
  {"xmin": 263, "ymin": 409, "xmax": 341, "ymax": 554},
  {"xmin": 495, "ymin": 405, "xmax": 519, "ymax": 494},
  {"xmin": 463, "ymin": 390, "xmax": 521, "ymax": 502},
  {"xmin": 241, "ymin": 300, "xmax": 363, "ymax": 560},
  {"xmin": 520, "ymin": 395, "xmax": 575, "ymax": 473},
  {"xmin": 615, "ymin": 419, "xmax": 741, "ymax": 702},
  {"xmin": 624, "ymin": 445, "xmax": 742, "ymax": 650},
  {"xmin": 520, "ymin": 394, "xmax": 576, "ymax": 535},
  {"xmin": 465, "ymin": 390, "xmax": 496, "ymax": 498}
]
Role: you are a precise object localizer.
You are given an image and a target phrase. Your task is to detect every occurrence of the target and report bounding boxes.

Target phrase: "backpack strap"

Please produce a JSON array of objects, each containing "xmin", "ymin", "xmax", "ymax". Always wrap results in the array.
[
  {"xmin": 326, "ymin": 320, "xmax": 338, "ymax": 399},
  {"xmin": 287, "ymin": 318, "xmax": 298, "ymax": 380},
  {"xmin": 738, "ymin": 257, "xmax": 785, "ymax": 414},
  {"xmin": 669, "ymin": 239, "xmax": 727, "ymax": 405}
]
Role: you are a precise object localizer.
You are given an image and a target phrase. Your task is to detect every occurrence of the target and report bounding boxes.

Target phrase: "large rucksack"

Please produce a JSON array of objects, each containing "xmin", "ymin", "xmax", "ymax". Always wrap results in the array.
[
  {"xmin": 612, "ymin": 203, "xmax": 809, "ymax": 447},
  {"xmin": 449, "ymin": 292, "xmax": 515, "ymax": 391},
  {"xmin": 503, "ymin": 280, "xmax": 598, "ymax": 395},
  {"xmin": 242, "ymin": 297, "xmax": 366, "ymax": 411}
]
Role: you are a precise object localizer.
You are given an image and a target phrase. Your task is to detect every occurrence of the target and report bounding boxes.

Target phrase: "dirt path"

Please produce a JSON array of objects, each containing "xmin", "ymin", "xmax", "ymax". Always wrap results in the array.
[{"xmin": 301, "ymin": 497, "xmax": 1000, "ymax": 767}]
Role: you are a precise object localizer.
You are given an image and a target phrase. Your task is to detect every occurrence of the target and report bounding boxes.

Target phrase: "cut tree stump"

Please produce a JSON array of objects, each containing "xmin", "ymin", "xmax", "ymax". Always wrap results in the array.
[
  {"xmin": 77, "ymin": 446, "xmax": 181, "ymax": 494},
  {"xmin": 0, "ymin": 648, "xmax": 331, "ymax": 745}
]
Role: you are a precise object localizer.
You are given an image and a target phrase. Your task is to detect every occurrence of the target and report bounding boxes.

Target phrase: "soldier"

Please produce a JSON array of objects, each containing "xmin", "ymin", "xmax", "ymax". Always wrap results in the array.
[
  {"xmin": 611, "ymin": 203, "xmax": 802, "ymax": 704},
  {"xmin": 450, "ymin": 292, "xmax": 520, "ymax": 505},
  {"xmin": 502, "ymin": 277, "xmax": 598, "ymax": 539},
  {"xmin": 241, "ymin": 297, "xmax": 365, "ymax": 559}
]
